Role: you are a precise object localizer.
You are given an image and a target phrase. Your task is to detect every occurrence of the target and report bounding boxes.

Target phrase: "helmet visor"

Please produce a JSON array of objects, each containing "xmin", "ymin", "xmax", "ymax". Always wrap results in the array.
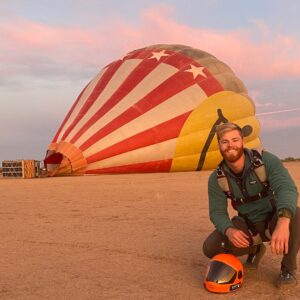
[{"xmin": 206, "ymin": 260, "xmax": 236, "ymax": 284}]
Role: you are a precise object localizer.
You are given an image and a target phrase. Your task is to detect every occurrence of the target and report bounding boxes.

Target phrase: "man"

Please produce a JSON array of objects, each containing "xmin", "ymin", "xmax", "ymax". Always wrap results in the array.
[{"xmin": 202, "ymin": 122, "xmax": 300, "ymax": 288}]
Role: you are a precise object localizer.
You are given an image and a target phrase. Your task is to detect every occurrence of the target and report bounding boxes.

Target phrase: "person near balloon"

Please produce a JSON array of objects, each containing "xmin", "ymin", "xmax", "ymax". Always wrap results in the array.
[{"xmin": 202, "ymin": 122, "xmax": 300, "ymax": 288}]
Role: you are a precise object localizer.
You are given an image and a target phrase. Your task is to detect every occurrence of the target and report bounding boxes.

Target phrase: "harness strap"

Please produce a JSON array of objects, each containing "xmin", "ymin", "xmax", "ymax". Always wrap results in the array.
[
  {"xmin": 264, "ymin": 196, "xmax": 277, "ymax": 240},
  {"xmin": 238, "ymin": 196, "xmax": 277, "ymax": 244},
  {"xmin": 250, "ymin": 149, "xmax": 271, "ymax": 191},
  {"xmin": 232, "ymin": 189, "xmax": 270, "ymax": 206},
  {"xmin": 237, "ymin": 212, "xmax": 262, "ymax": 246}
]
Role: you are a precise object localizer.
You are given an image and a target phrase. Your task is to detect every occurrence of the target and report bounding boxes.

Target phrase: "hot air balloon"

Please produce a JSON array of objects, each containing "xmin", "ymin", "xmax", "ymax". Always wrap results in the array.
[{"xmin": 44, "ymin": 44, "xmax": 261, "ymax": 176}]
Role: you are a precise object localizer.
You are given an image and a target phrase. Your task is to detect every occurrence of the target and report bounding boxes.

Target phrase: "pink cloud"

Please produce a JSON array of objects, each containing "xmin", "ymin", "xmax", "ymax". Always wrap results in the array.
[
  {"xmin": 259, "ymin": 115, "xmax": 300, "ymax": 131},
  {"xmin": 1, "ymin": 5, "xmax": 300, "ymax": 82},
  {"xmin": 134, "ymin": 6, "xmax": 300, "ymax": 81},
  {"xmin": 1, "ymin": 16, "xmax": 103, "ymax": 66},
  {"xmin": 257, "ymin": 107, "xmax": 300, "ymax": 131}
]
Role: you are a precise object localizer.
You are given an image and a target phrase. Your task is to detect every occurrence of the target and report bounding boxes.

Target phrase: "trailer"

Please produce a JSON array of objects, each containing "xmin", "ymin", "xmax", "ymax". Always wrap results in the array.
[{"xmin": 2, "ymin": 160, "xmax": 41, "ymax": 179}]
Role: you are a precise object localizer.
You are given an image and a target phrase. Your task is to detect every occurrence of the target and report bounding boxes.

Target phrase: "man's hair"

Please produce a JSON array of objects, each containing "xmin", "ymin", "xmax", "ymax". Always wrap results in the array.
[{"xmin": 216, "ymin": 122, "xmax": 243, "ymax": 141}]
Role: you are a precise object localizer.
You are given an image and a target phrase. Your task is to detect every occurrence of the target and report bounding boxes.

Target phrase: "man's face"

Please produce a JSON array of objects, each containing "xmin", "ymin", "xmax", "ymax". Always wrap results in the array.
[{"xmin": 218, "ymin": 129, "xmax": 244, "ymax": 163}]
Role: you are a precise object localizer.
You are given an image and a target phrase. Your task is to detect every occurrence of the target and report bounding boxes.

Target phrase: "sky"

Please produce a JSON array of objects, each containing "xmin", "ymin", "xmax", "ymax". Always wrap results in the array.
[{"xmin": 1, "ymin": 0, "xmax": 300, "ymax": 162}]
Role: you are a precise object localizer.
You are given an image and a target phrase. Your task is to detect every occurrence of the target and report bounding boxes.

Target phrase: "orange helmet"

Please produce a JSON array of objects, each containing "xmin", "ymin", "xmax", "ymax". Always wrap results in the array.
[{"xmin": 204, "ymin": 253, "xmax": 244, "ymax": 293}]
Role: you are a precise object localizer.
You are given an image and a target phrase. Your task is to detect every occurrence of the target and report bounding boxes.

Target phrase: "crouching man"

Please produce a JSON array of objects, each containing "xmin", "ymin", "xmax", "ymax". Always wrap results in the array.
[{"xmin": 202, "ymin": 122, "xmax": 300, "ymax": 288}]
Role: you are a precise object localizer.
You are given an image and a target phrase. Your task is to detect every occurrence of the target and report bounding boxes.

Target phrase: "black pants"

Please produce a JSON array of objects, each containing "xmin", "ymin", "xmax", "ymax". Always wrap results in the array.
[{"xmin": 202, "ymin": 207, "xmax": 300, "ymax": 271}]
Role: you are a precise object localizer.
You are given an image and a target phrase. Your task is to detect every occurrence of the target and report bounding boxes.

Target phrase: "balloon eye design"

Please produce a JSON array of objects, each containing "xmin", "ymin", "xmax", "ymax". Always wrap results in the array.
[
  {"xmin": 44, "ymin": 44, "xmax": 261, "ymax": 176},
  {"xmin": 241, "ymin": 125, "xmax": 253, "ymax": 137}
]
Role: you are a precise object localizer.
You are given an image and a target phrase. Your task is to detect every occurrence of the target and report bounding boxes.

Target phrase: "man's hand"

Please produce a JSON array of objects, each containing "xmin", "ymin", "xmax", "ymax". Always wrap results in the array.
[
  {"xmin": 270, "ymin": 217, "xmax": 290, "ymax": 255},
  {"xmin": 225, "ymin": 227, "xmax": 250, "ymax": 248}
]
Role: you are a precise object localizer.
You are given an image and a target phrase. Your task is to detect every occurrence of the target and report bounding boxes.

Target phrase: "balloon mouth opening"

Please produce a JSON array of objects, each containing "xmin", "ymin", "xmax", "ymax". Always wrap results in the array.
[
  {"xmin": 44, "ymin": 142, "xmax": 87, "ymax": 176},
  {"xmin": 44, "ymin": 151, "xmax": 73, "ymax": 176}
]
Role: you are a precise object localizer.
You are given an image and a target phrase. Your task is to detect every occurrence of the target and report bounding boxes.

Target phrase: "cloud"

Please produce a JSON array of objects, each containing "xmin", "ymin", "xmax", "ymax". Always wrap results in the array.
[
  {"xmin": 259, "ymin": 115, "xmax": 300, "ymax": 131},
  {"xmin": 1, "ymin": 5, "xmax": 300, "ymax": 83},
  {"xmin": 135, "ymin": 6, "xmax": 300, "ymax": 81},
  {"xmin": 257, "ymin": 107, "xmax": 300, "ymax": 131}
]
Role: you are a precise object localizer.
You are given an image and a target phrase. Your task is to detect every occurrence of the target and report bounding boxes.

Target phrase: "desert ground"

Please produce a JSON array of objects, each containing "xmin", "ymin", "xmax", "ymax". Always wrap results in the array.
[{"xmin": 0, "ymin": 162, "xmax": 299, "ymax": 300}]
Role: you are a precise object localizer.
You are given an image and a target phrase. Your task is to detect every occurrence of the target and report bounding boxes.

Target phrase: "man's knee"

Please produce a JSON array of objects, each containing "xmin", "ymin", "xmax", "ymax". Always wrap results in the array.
[
  {"xmin": 202, "ymin": 230, "xmax": 226, "ymax": 258},
  {"xmin": 294, "ymin": 206, "xmax": 300, "ymax": 224},
  {"xmin": 202, "ymin": 238, "xmax": 214, "ymax": 258},
  {"xmin": 290, "ymin": 206, "xmax": 300, "ymax": 236}
]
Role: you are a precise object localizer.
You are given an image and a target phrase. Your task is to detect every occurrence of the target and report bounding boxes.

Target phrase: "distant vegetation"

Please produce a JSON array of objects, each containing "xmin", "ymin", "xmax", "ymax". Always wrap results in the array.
[{"xmin": 282, "ymin": 157, "xmax": 300, "ymax": 162}]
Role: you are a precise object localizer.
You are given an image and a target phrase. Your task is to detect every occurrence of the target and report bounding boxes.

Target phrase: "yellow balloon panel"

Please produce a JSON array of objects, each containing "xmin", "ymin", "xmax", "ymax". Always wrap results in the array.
[{"xmin": 171, "ymin": 91, "xmax": 261, "ymax": 171}]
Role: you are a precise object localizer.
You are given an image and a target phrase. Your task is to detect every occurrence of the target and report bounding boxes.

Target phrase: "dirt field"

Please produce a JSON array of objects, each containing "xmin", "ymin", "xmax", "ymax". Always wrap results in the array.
[{"xmin": 0, "ymin": 162, "xmax": 299, "ymax": 299}]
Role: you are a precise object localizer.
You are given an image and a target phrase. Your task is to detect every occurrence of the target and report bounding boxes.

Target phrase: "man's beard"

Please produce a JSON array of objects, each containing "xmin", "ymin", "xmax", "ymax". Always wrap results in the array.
[{"xmin": 220, "ymin": 146, "xmax": 244, "ymax": 163}]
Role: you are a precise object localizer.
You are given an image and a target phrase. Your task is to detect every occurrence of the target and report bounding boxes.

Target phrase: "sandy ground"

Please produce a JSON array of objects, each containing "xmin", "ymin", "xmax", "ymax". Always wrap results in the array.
[{"xmin": 0, "ymin": 162, "xmax": 299, "ymax": 300}]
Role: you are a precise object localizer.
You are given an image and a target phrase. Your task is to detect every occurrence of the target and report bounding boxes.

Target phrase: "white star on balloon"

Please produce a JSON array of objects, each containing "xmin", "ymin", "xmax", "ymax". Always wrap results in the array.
[
  {"xmin": 149, "ymin": 50, "xmax": 170, "ymax": 61},
  {"xmin": 184, "ymin": 65, "xmax": 206, "ymax": 79}
]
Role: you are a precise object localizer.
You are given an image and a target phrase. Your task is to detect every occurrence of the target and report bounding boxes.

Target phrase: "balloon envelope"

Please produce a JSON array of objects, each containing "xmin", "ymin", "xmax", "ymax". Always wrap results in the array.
[{"xmin": 44, "ymin": 44, "xmax": 261, "ymax": 176}]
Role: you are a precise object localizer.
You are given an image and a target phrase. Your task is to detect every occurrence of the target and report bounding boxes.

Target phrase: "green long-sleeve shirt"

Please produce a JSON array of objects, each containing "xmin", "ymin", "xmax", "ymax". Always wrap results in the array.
[{"xmin": 208, "ymin": 149, "xmax": 298, "ymax": 235}]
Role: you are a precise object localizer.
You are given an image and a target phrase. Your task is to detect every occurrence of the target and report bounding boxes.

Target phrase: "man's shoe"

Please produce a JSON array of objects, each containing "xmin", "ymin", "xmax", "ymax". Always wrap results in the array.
[
  {"xmin": 244, "ymin": 243, "xmax": 266, "ymax": 270},
  {"xmin": 276, "ymin": 266, "xmax": 298, "ymax": 289}
]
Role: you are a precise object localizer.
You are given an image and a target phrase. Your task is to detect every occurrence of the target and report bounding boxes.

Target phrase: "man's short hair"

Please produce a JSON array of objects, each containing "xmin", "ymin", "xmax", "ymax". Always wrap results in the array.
[{"xmin": 216, "ymin": 122, "xmax": 243, "ymax": 141}]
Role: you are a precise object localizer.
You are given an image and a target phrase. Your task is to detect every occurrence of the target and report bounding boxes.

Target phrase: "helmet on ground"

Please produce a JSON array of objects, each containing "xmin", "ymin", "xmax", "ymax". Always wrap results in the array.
[{"xmin": 204, "ymin": 253, "xmax": 244, "ymax": 293}]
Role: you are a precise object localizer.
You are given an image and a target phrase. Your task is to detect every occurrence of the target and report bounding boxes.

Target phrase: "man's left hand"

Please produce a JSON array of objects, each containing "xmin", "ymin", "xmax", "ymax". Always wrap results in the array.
[{"xmin": 270, "ymin": 217, "xmax": 290, "ymax": 255}]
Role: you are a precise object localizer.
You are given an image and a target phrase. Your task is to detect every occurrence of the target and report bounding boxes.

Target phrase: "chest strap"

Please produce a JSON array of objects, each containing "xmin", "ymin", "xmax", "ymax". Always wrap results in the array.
[{"xmin": 232, "ymin": 189, "xmax": 270, "ymax": 206}]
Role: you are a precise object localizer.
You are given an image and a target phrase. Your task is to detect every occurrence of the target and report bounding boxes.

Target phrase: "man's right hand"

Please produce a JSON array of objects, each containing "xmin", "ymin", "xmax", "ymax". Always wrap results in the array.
[{"xmin": 225, "ymin": 227, "xmax": 250, "ymax": 248}]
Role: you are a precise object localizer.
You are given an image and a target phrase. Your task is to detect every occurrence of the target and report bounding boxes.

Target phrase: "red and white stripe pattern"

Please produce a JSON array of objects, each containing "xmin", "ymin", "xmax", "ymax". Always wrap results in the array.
[{"xmin": 48, "ymin": 46, "xmax": 224, "ymax": 174}]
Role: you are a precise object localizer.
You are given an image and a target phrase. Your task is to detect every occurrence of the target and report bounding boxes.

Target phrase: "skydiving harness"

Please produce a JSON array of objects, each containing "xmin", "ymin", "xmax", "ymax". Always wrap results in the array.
[{"xmin": 217, "ymin": 149, "xmax": 276, "ymax": 244}]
